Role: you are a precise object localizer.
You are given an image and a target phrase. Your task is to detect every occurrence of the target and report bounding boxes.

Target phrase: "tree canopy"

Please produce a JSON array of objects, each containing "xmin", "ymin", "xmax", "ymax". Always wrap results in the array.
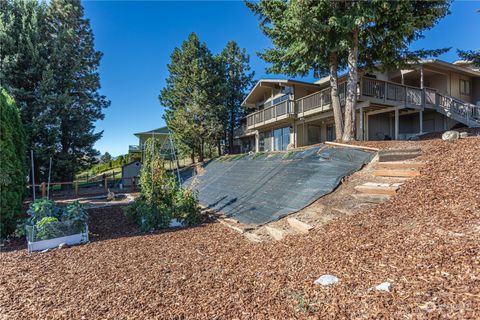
[{"xmin": 0, "ymin": 0, "xmax": 109, "ymax": 182}]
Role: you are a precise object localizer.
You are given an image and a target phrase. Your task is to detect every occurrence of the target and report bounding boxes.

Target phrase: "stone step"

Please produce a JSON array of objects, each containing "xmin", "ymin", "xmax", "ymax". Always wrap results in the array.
[
  {"xmin": 373, "ymin": 169, "xmax": 420, "ymax": 178},
  {"xmin": 354, "ymin": 182, "xmax": 400, "ymax": 196},
  {"xmin": 244, "ymin": 232, "xmax": 263, "ymax": 243},
  {"xmin": 376, "ymin": 161, "xmax": 424, "ymax": 170},
  {"xmin": 378, "ymin": 149, "xmax": 422, "ymax": 162},
  {"xmin": 218, "ymin": 219, "xmax": 254, "ymax": 234},
  {"xmin": 265, "ymin": 226, "xmax": 286, "ymax": 241},
  {"xmin": 287, "ymin": 217, "xmax": 313, "ymax": 234},
  {"xmin": 351, "ymin": 193, "xmax": 391, "ymax": 204}
]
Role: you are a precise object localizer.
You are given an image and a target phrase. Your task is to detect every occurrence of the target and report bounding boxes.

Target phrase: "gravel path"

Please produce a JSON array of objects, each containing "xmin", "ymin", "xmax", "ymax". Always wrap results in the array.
[{"xmin": 1, "ymin": 136, "xmax": 479, "ymax": 319}]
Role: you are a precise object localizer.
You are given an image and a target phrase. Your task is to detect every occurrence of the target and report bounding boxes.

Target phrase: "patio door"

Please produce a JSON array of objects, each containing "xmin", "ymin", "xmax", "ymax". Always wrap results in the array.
[{"xmin": 273, "ymin": 127, "xmax": 291, "ymax": 151}]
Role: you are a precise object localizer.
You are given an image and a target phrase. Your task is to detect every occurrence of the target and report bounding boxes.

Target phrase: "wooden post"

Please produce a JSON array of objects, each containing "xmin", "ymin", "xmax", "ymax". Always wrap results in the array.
[
  {"xmin": 394, "ymin": 108, "xmax": 399, "ymax": 140},
  {"xmin": 104, "ymin": 177, "xmax": 108, "ymax": 191},
  {"xmin": 41, "ymin": 182, "xmax": 46, "ymax": 198},
  {"xmin": 132, "ymin": 177, "xmax": 136, "ymax": 192}
]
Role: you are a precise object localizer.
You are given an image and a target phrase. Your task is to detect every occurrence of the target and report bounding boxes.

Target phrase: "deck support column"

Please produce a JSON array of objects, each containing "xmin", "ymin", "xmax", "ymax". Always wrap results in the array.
[
  {"xmin": 394, "ymin": 108, "xmax": 399, "ymax": 140},
  {"xmin": 255, "ymin": 131, "xmax": 259, "ymax": 152},
  {"xmin": 419, "ymin": 110, "xmax": 423, "ymax": 134},
  {"xmin": 359, "ymin": 107, "xmax": 364, "ymax": 140}
]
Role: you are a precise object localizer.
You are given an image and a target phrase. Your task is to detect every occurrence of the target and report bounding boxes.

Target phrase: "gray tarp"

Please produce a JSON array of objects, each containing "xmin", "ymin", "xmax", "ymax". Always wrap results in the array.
[{"xmin": 181, "ymin": 145, "xmax": 374, "ymax": 225}]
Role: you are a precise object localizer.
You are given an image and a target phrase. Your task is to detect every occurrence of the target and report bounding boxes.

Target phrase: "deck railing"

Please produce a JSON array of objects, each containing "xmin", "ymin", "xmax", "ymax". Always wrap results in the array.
[{"xmin": 246, "ymin": 76, "xmax": 480, "ymax": 129}]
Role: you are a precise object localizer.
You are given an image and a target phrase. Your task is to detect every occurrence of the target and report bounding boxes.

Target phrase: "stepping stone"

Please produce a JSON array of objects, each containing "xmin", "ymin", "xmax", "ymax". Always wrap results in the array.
[
  {"xmin": 244, "ymin": 232, "xmax": 262, "ymax": 243},
  {"xmin": 218, "ymin": 220, "xmax": 254, "ymax": 234},
  {"xmin": 287, "ymin": 217, "xmax": 313, "ymax": 234},
  {"xmin": 265, "ymin": 226, "xmax": 286, "ymax": 241},
  {"xmin": 373, "ymin": 169, "xmax": 420, "ymax": 178},
  {"xmin": 376, "ymin": 162, "xmax": 424, "ymax": 170},
  {"xmin": 354, "ymin": 182, "xmax": 400, "ymax": 196},
  {"xmin": 378, "ymin": 149, "xmax": 421, "ymax": 162},
  {"xmin": 351, "ymin": 193, "xmax": 391, "ymax": 204}
]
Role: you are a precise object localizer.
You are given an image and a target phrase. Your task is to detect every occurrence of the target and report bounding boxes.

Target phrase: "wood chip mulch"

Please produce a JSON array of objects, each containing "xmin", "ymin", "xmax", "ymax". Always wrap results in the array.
[{"xmin": 1, "ymin": 136, "xmax": 479, "ymax": 319}]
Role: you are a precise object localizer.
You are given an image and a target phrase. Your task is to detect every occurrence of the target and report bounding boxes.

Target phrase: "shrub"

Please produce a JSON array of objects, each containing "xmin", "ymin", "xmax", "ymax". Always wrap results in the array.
[
  {"xmin": 125, "ymin": 138, "xmax": 201, "ymax": 232},
  {"xmin": 0, "ymin": 88, "xmax": 27, "ymax": 238}
]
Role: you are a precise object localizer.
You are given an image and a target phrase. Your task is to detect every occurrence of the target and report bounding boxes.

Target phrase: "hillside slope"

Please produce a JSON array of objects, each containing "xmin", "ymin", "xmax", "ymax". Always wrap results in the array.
[{"xmin": 1, "ymin": 136, "xmax": 479, "ymax": 319}]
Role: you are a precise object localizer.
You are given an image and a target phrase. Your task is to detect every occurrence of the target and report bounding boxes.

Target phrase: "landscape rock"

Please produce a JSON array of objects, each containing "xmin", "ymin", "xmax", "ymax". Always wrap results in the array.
[
  {"xmin": 460, "ymin": 132, "xmax": 468, "ymax": 139},
  {"xmin": 314, "ymin": 275, "xmax": 339, "ymax": 286},
  {"xmin": 374, "ymin": 282, "xmax": 391, "ymax": 292},
  {"xmin": 442, "ymin": 130, "xmax": 460, "ymax": 141}
]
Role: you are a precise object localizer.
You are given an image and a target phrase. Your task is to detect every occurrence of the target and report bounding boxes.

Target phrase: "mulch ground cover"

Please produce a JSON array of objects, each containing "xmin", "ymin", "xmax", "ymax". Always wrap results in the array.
[{"xmin": 1, "ymin": 135, "xmax": 479, "ymax": 319}]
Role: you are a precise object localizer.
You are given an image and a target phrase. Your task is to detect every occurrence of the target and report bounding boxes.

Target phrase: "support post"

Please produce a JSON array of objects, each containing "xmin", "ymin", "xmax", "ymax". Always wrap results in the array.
[
  {"xmin": 104, "ymin": 177, "xmax": 108, "ymax": 191},
  {"xmin": 419, "ymin": 110, "xmax": 423, "ymax": 134},
  {"xmin": 394, "ymin": 108, "xmax": 399, "ymax": 140},
  {"xmin": 41, "ymin": 182, "xmax": 46, "ymax": 198},
  {"xmin": 420, "ymin": 65, "xmax": 424, "ymax": 89},
  {"xmin": 75, "ymin": 182, "xmax": 79, "ymax": 196},
  {"xmin": 359, "ymin": 107, "xmax": 364, "ymax": 140}
]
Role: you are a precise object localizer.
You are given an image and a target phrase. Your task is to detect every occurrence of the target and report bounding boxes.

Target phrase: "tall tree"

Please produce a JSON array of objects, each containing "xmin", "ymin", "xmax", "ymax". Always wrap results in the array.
[
  {"xmin": 0, "ymin": 0, "xmax": 109, "ymax": 183},
  {"xmin": 159, "ymin": 33, "xmax": 224, "ymax": 162},
  {"xmin": 247, "ymin": 0, "xmax": 450, "ymax": 141},
  {"xmin": 0, "ymin": 88, "xmax": 27, "ymax": 238},
  {"xmin": 219, "ymin": 41, "xmax": 254, "ymax": 154},
  {"xmin": 457, "ymin": 49, "xmax": 480, "ymax": 68}
]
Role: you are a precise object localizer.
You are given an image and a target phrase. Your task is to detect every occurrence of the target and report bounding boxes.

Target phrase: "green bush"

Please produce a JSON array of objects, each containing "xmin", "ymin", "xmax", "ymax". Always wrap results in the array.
[
  {"xmin": 0, "ymin": 88, "xmax": 27, "ymax": 238},
  {"xmin": 124, "ymin": 138, "xmax": 201, "ymax": 232}
]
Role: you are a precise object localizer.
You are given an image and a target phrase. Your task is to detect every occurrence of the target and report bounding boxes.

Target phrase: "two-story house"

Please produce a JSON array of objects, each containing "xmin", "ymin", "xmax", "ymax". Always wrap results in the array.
[{"xmin": 240, "ymin": 60, "xmax": 480, "ymax": 152}]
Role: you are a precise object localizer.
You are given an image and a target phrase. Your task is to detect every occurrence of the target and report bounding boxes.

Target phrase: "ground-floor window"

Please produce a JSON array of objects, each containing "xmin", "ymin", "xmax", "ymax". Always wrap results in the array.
[
  {"xmin": 273, "ymin": 126, "xmax": 290, "ymax": 151},
  {"xmin": 326, "ymin": 124, "xmax": 336, "ymax": 141}
]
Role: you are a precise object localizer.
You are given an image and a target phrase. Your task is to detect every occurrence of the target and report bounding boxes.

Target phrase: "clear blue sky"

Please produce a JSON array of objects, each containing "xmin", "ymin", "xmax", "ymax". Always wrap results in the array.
[{"xmin": 83, "ymin": 0, "xmax": 480, "ymax": 157}]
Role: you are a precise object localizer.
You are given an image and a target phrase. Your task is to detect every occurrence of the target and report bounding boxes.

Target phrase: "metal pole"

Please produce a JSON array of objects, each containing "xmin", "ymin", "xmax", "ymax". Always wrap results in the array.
[
  {"xmin": 30, "ymin": 150, "xmax": 36, "ymax": 201},
  {"xmin": 47, "ymin": 157, "xmax": 52, "ymax": 199},
  {"xmin": 169, "ymin": 133, "xmax": 181, "ymax": 184}
]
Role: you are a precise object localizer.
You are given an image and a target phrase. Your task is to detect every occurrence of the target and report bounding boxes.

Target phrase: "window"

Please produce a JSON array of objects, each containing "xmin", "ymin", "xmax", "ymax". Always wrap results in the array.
[
  {"xmin": 273, "ymin": 127, "xmax": 291, "ymax": 151},
  {"xmin": 326, "ymin": 124, "xmax": 336, "ymax": 142},
  {"xmin": 460, "ymin": 79, "xmax": 471, "ymax": 95},
  {"xmin": 259, "ymin": 131, "xmax": 272, "ymax": 152}
]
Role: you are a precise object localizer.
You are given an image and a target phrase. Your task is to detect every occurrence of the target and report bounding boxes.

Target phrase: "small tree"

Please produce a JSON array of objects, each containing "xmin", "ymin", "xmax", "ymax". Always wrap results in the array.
[
  {"xmin": 0, "ymin": 88, "xmax": 27, "ymax": 238},
  {"xmin": 100, "ymin": 152, "xmax": 112, "ymax": 164}
]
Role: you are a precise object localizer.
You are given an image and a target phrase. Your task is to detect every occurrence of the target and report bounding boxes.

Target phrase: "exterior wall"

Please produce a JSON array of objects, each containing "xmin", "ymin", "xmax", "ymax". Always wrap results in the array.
[
  {"xmin": 473, "ymin": 78, "xmax": 480, "ymax": 105},
  {"xmin": 368, "ymin": 113, "xmax": 392, "ymax": 140},
  {"xmin": 449, "ymin": 72, "xmax": 473, "ymax": 103},
  {"xmin": 122, "ymin": 161, "xmax": 141, "ymax": 186}
]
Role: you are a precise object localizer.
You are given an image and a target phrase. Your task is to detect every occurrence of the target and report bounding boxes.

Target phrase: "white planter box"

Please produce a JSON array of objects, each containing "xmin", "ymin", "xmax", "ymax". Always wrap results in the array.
[{"xmin": 27, "ymin": 225, "xmax": 89, "ymax": 253}]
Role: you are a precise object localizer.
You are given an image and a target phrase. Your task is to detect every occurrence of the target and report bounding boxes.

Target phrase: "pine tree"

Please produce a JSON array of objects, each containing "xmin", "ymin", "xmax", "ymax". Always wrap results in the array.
[
  {"xmin": 247, "ymin": 0, "xmax": 450, "ymax": 141},
  {"xmin": 219, "ymin": 41, "xmax": 255, "ymax": 153},
  {"xmin": 159, "ymin": 33, "xmax": 225, "ymax": 162},
  {"xmin": 458, "ymin": 50, "xmax": 480, "ymax": 67}
]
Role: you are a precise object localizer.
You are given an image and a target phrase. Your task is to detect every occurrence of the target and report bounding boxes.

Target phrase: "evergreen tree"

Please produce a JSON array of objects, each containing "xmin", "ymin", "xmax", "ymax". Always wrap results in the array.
[
  {"xmin": 247, "ymin": 0, "xmax": 450, "ymax": 141},
  {"xmin": 1, "ymin": 0, "xmax": 109, "ymax": 183},
  {"xmin": 458, "ymin": 50, "xmax": 480, "ymax": 68},
  {"xmin": 0, "ymin": 88, "xmax": 28, "ymax": 238},
  {"xmin": 159, "ymin": 33, "xmax": 224, "ymax": 162},
  {"xmin": 100, "ymin": 152, "xmax": 112, "ymax": 164},
  {"xmin": 219, "ymin": 41, "xmax": 254, "ymax": 154}
]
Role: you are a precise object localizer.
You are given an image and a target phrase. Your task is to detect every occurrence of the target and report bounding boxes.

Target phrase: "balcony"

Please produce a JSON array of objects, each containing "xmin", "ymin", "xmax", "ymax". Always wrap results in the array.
[{"xmin": 246, "ymin": 99, "xmax": 296, "ymax": 130}]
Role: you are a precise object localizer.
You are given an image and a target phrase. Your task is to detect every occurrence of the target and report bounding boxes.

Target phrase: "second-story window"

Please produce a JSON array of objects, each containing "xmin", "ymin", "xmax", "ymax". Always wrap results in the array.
[{"xmin": 460, "ymin": 79, "xmax": 471, "ymax": 95}]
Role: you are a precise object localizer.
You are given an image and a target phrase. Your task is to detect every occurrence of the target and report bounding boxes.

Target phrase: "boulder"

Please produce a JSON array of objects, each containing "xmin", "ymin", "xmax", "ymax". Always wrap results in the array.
[
  {"xmin": 442, "ymin": 130, "xmax": 460, "ymax": 142},
  {"xmin": 314, "ymin": 275, "xmax": 339, "ymax": 286}
]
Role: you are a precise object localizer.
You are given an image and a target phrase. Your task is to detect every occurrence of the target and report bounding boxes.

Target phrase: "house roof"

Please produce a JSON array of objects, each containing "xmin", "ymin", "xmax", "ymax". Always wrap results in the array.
[
  {"xmin": 134, "ymin": 126, "xmax": 170, "ymax": 138},
  {"xmin": 241, "ymin": 79, "xmax": 319, "ymax": 108},
  {"xmin": 314, "ymin": 59, "xmax": 480, "ymax": 85}
]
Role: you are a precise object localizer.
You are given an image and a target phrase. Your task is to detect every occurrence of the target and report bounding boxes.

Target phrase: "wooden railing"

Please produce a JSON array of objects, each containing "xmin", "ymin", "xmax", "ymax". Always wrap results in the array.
[
  {"xmin": 296, "ymin": 81, "xmax": 346, "ymax": 115},
  {"xmin": 360, "ymin": 77, "xmax": 423, "ymax": 108},
  {"xmin": 437, "ymin": 93, "xmax": 480, "ymax": 124},
  {"xmin": 246, "ymin": 100, "xmax": 295, "ymax": 128}
]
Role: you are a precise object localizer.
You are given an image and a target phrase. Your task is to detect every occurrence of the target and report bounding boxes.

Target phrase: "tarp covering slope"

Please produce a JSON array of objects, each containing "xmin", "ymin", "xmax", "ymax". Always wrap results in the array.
[{"xmin": 182, "ymin": 145, "xmax": 374, "ymax": 225}]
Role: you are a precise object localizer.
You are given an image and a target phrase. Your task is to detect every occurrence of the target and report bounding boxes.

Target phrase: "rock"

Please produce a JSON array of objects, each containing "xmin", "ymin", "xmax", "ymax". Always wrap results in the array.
[
  {"xmin": 107, "ymin": 189, "xmax": 115, "ymax": 201},
  {"xmin": 374, "ymin": 282, "xmax": 392, "ymax": 292},
  {"xmin": 314, "ymin": 275, "xmax": 339, "ymax": 286},
  {"xmin": 287, "ymin": 142, "xmax": 295, "ymax": 151},
  {"xmin": 459, "ymin": 132, "xmax": 468, "ymax": 139},
  {"xmin": 442, "ymin": 130, "xmax": 460, "ymax": 141},
  {"xmin": 58, "ymin": 242, "xmax": 69, "ymax": 249}
]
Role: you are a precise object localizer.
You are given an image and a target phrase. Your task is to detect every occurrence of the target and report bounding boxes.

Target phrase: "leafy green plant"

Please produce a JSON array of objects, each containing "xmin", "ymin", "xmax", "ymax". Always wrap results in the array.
[
  {"xmin": 62, "ymin": 201, "xmax": 88, "ymax": 232},
  {"xmin": 26, "ymin": 198, "xmax": 61, "ymax": 224},
  {"xmin": 35, "ymin": 217, "xmax": 61, "ymax": 241},
  {"xmin": 124, "ymin": 138, "xmax": 201, "ymax": 232}
]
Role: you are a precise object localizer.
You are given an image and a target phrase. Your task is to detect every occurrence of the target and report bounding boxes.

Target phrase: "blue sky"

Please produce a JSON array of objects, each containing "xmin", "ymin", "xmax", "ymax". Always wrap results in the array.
[{"xmin": 83, "ymin": 0, "xmax": 480, "ymax": 157}]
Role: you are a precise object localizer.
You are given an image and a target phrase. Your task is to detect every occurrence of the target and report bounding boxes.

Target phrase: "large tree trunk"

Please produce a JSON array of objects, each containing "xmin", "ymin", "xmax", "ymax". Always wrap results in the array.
[
  {"xmin": 217, "ymin": 139, "xmax": 222, "ymax": 157},
  {"xmin": 190, "ymin": 151, "xmax": 195, "ymax": 164},
  {"xmin": 198, "ymin": 139, "xmax": 204, "ymax": 162},
  {"xmin": 329, "ymin": 52, "xmax": 344, "ymax": 140},
  {"xmin": 342, "ymin": 28, "xmax": 359, "ymax": 142}
]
